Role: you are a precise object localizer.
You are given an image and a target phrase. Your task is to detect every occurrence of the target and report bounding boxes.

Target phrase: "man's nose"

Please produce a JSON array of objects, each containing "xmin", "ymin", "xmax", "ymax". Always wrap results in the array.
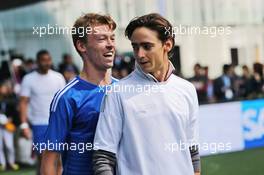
[
  {"xmin": 136, "ymin": 47, "xmax": 145, "ymax": 58},
  {"xmin": 106, "ymin": 38, "xmax": 115, "ymax": 49}
]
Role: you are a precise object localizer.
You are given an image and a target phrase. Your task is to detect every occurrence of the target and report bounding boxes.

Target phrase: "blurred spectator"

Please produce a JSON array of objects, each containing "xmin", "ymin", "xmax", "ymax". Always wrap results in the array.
[
  {"xmin": 238, "ymin": 65, "xmax": 252, "ymax": 98},
  {"xmin": 23, "ymin": 59, "xmax": 36, "ymax": 74},
  {"xmin": 203, "ymin": 66, "xmax": 215, "ymax": 103},
  {"xmin": 247, "ymin": 63, "xmax": 264, "ymax": 98},
  {"xmin": 229, "ymin": 65, "xmax": 241, "ymax": 98},
  {"xmin": 112, "ymin": 67, "xmax": 121, "ymax": 79},
  {"xmin": 112, "ymin": 55, "xmax": 134, "ymax": 79},
  {"xmin": 19, "ymin": 50, "xmax": 65, "ymax": 175},
  {"xmin": 0, "ymin": 61, "xmax": 11, "ymax": 82},
  {"xmin": 0, "ymin": 81, "xmax": 19, "ymax": 171},
  {"xmin": 213, "ymin": 64, "xmax": 235, "ymax": 102},
  {"xmin": 120, "ymin": 68, "xmax": 129, "ymax": 78},
  {"xmin": 0, "ymin": 80, "xmax": 19, "ymax": 126},
  {"xmin": 11, "ymin": 59, "xmax": 27, "ymax": 94},
  {"xmin": 58, "ymin": 53, "xmax": 79, "ymax": 77},
  {"xmin": 63, "ymin": 65, "xmax": 77, "ymax": 83},
  {"xmin": 188, "ymin": 63, "xmax": 209, "ymax": 104}
]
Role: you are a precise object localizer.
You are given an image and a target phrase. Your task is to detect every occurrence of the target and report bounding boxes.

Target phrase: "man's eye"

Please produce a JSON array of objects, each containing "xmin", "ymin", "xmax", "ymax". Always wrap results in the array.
[
  {"xmin": 98, "ymin": 37, "xmax": 106, "ymax": 40},
  {"xmin": 143, "ymin": 45, "xmax": 152, "ymax": 50},
  {"xmin": 132, "ymin": 45, "xmax": 139, "ymax": 50}
]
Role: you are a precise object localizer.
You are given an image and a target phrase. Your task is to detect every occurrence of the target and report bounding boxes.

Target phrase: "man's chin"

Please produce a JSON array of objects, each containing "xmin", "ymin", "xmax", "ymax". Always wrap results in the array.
[
  {"xmin": 38, "ymin": 68, "xmax": 50, "ymax": 74},
  {"xmin": 139, "ymin": 65, "xmax": 152, "ymax": 74},
  {"xmin": 104, "ymin": 63, "xmax": 114, "ymax": 70}
]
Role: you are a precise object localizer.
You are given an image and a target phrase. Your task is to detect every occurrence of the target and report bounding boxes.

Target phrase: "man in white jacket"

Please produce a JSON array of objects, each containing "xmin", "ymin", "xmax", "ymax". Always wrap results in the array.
[{"xmin": 93, "ymin": 13, "xmax": 201, "ymax": 175}]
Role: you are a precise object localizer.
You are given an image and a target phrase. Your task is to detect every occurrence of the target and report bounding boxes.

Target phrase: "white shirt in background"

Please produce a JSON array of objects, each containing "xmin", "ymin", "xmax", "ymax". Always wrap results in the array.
[{"xmin": 20, "ymin": 70, "xmax": 65, "ymax": 125}]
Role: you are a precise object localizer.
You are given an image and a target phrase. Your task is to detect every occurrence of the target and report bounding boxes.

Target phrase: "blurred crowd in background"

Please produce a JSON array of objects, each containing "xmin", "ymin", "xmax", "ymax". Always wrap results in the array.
[
  {"xmin": 1, "ymin": 50, "xmax": 264, "ymax": 107},
  {"xmin": 187, "ymin": 62, "xmax": 264, "ymax": 104}
]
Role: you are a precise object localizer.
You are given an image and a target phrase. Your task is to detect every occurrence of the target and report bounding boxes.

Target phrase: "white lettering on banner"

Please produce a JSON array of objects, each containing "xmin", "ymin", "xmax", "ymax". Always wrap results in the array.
[{"xmin": 242, "ymin": 108, "xmax": 264, "ymax": 141}]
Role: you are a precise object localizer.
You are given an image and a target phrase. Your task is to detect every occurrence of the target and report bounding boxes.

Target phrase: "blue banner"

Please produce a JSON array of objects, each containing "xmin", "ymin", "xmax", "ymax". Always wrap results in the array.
[{"xmin": 241, "ymin": 99, "xmax": 264, "ymax": 149}]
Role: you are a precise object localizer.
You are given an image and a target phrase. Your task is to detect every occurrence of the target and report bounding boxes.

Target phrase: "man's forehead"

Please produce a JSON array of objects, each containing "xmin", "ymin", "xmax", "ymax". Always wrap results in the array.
[
  {"xmin": 131, "ymin": 27, "xmax": 159, "ymax": 42},
  {"xmin": 130, "ymin": 36, "xmax": 159, "ymax": 45},
  {"xmin": 41, "ymin": 53, "xmax": 51, "ymax": 58},
  {"xmin": 40, "ymin": 56, "xmax": 51, "ymax": 60}
]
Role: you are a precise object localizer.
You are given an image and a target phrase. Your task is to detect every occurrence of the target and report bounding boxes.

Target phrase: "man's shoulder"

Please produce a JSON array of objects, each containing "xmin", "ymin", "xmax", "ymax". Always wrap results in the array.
[
  {"xmin": 59, "ymin": 78, "xmax": 80, "ymax": 96},
  {"xmin": 50, "ymin": 79, "xmax": 80, "ymax": 112},
  {"xmin": 214, "ymin": 76, "xmax": 223, "ymax": 82},
  {"xmin": 172, "ymin": 74, "xmax": 194, "ymax": 88},
  {"xmin": 21, "ymin": 71, "xmax": 38, "ymax": 82},
  {"xmin": 24, "ymin": 70, "xmax": 37, "ymax": 77},
  {"xmin": 49, "ymin": 70, "xmax": 64, "ymax": 79},
  {"xmin": 171, "ymin": 74, "xmax": 197, "ymax": 96},
  {"xmin": 116, "ymin": 71, "xmax": 138, "ymax": 85}
]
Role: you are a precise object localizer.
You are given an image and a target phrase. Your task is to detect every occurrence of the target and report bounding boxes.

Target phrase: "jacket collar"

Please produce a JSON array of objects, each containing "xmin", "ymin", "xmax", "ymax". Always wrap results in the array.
[{"xmin": 135, "ymin": 61, "xmax": 175, "ymax": 82}]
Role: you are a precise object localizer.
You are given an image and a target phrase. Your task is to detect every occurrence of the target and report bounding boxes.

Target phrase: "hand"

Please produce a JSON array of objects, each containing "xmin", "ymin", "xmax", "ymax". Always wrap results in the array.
[{"xmin": 22, "ymin": 128, "xmax": 31, "ymax": 139}]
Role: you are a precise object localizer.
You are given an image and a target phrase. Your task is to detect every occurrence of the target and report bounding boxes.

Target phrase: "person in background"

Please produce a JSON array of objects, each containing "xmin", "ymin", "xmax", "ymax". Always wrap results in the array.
[
  {"xmin": 23, "ymin": 59, "xmax": 36, "ymax": 74},
  {"xmin": 0, "ymin": 61, "xmax": 12, "ymax": 82},
  {"xmin": 228, "ymin": 64, "xmax": 241, "ymax": 99},
  {"xmin": 188, "ymin": 63, "xmax": 208, "ymax": 104},
  {"xmin": 58, "ymin": 53, "xmax": 79, "ymax": 75},
  {"xmin": 62, "ymin": 65, "xmax": 77, "ymax": 83},
  {"xmin": 19, "ymin": 50, "xmax": 65, "ymax": 175},
  {"xmin": 247, "ymin": 63, "xmax": 264, "ymax": 98},
  {"xmin": 0, "ymin": 81, "xmax": 19, "ymax": 172},
  {"xmin": 213, "ymin": 64, "xmax": 235, "ymax": 102},
  {"xmin": 238, "ymin": 65, "xmax": 252, "ymax": 99}
]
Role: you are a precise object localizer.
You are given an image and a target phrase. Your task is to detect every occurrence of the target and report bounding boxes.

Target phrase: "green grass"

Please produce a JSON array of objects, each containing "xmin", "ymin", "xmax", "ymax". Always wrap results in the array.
[
  {"xmin": 1, "ymin": 166, "xmax": 35, "ymax": 175},
  {"xmin": 201, "ymin": 147, "xmax": 264, "ymax": 175},
  {"xmin": 1, "ymin": 147, "xmax": 264, "ymax": 175}
]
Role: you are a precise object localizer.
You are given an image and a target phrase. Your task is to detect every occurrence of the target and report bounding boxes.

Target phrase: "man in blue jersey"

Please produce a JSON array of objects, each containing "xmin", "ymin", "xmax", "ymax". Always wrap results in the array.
[{"xmin": 41, "ymin": 13, "xmax": 117, "ymax": 175}]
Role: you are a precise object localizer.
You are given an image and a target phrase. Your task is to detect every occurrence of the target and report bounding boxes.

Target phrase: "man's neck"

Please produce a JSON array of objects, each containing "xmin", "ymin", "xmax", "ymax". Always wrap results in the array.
[
  {"xmin": 37, "ymin": 69, "xmax": 49, "ymax": 75},
  {"xmin": 80, "ymin": 60, "xmax": 111, "ymax": 86},
  {"xmin": 151, "ymin": 59, "xmax": 169, "ymax": 82}
]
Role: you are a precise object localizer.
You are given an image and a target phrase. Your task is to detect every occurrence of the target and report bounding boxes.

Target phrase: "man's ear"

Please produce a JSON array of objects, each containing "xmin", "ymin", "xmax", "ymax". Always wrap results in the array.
[
  {"xmin": 164, "ymin": 39, "xmax": 173, "ymax": 53},
  {"xmin": 76, "ymin": 40, "xmax": 87, "ymax": 53}
]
